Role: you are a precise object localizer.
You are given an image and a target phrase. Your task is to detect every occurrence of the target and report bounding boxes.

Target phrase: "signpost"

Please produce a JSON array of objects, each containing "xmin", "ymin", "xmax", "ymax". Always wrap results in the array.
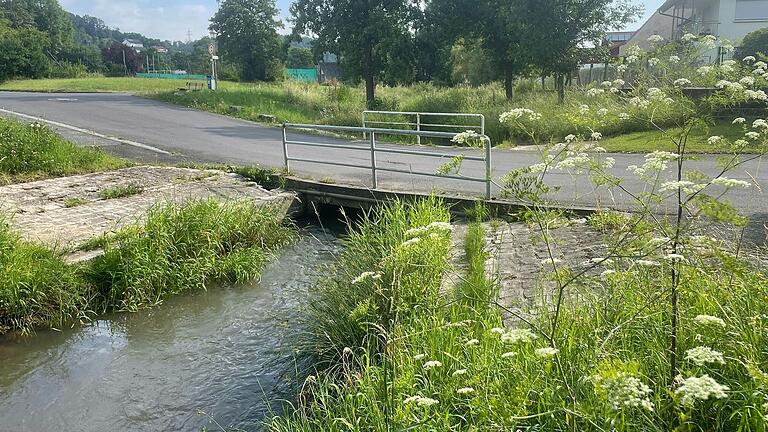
[{"xmin": 208, "ymin": 42, "xmax": 217, "ymax": 90}]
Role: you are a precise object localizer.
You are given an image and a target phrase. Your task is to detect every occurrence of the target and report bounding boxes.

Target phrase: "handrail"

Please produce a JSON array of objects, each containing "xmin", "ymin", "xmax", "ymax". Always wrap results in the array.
[
  {"xmin": 361, "ymin": 110, "xmax": 485, "ymax": 145},
  {"xmin": 282, "ymin": 122, "xmax": 492, "ymax": 199}
]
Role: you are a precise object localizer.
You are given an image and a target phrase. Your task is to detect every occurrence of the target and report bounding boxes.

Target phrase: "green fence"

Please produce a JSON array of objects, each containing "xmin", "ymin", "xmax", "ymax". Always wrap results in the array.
[
  {"xmin": 136, "ymin": 73, "xmax": 207, "ymax": 80},
  {"xmin": 286, "ymin": 68, "xmax": 318, "ymax": 82}
]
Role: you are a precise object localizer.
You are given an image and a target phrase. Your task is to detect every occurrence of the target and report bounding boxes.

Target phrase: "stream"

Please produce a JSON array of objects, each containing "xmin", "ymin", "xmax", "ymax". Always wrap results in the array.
[{"xmin": 0, "ymin": 225, "xmax": 341, "ymax": 431}]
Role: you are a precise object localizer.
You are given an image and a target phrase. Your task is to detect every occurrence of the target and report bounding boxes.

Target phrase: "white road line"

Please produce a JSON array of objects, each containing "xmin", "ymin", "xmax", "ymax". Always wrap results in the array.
[{"xmin": 0, "ymin": 107, "xmax": 171, "ymax": 155}]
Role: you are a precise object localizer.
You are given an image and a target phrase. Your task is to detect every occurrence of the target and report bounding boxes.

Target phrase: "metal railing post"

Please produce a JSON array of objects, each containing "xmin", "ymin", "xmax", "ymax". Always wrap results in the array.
[
  {"xmin": 362, "ymin": 112, "xmax": 367, "ymax": 140},
  {"xmin": 370, "ymin": 131, "xmax": 378, "ymax": 189},
  {"xmin": 416, "ymin": 113, "xmax": 421, "ymax": 145},
  {"xmin": 480, "ymin": 115, "xmax": 486, "ymax": 137},
  {"xmin": 282, "ymin": 124, "xmax": 290, "ymax": 172},
  {"xmin": 485, "ymin": 137, "xmax": 492, "ymax": 200}
]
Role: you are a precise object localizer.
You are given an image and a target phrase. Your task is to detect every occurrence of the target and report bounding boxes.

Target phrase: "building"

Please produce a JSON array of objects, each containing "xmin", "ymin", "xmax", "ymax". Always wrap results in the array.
[
  {"xmin": 122, "ymin": 39, "xmax": 144, "ymax": 50},
  {"xmin": 620, "ymin": 0, "xmax": 768, "ymax": 59},
  {"xmin": 605, "ymin": 31, "xmax": 636, "ymax": 56},
  {"xmin": 151, "ymin": 46, "xmax": 169, "ymax": 54}
]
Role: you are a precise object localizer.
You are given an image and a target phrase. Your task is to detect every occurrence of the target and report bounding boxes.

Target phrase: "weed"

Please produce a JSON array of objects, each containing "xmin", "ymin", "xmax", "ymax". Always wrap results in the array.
[
  {"xmin": 99, "ymin": 183, "xmax": 144, "ymax": 200},
  {"xmin": 64, "ymin": 197, "xmax": 89, "ymax": 208}
]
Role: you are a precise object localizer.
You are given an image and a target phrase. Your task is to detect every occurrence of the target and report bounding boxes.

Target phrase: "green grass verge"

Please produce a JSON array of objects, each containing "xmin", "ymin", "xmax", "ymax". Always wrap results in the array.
[
  {"xmin": 99, "ymin": 183, "xmax": 144, "ymax": 200},
  {"xmin": 0, "ymin": 117, "xmax": 128, "ymax": 184},
  {"xmin": 599, "ymin": 120, "xmax": 762, "ymax": 153},
  {"xmin": 269, "ymin": 201, "xmax": 768, "ymax": 431},
  {"xmin": 0, "ymin": 199, "xmax": 294, "ymax": 334},
  {"xmin": 0, "ymin": 77, "xmax": 215, "ymax": 93}
]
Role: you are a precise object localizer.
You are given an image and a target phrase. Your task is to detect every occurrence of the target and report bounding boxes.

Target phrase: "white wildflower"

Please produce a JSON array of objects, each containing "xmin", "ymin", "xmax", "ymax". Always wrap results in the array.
[
  {"xmin": 452, "ymin": 130, "xmax": 485, "ymax": 145},
  {"xmin": 637, "ymin": 259, "xmax": 661, "ymax": 267},
  {"xmin": 616, "ymin": 64, "xmax": 627, "ymax": 73},
  {"xmin": 663, "ymin": 254, "xmax": 687, "ymax": 262},
  {"xmin": 535, "ymin": 347, "xmax": 559, "ymax": 359},
  {"xmin": 659, "ymin": 180, "xmax": 702, "ymax": 194},
  {"xmin": 626, "ymin": 55, "xmax": 639, "ymax": 64},
  {"xmin": 618, "ymin": 112, "xmax": 630, "ymax": 120},
  {"xmin": 707, "ymin": 136, "xmax": 723, "ymax": 145},
  {"xmin": 601, "ymin": 80, "xmax": 613, "ymax": 88},
  {"xmin": 697, "ymin": 66, "xmax": 714, "ymax": 75},
  {"xmin": 740, "ymin": 76, "xmax": 756, "ymax": 86},
  {"xmin": 500, "ymin": 328, "xmax": 539, "ymax": 344},
  {"xmin": 681, "ymin": 33, "xmax": 697, "ymax": 42},
  {"xmin": 685, "ymin": 346, "xmax": 725, "ymax": 366},
  {"xmin": 745, "ymin": 90, "xmax": 768, "ymax": 101},
  {"xmin": 586, "ymin": 88, "xmax": 604, "ymax": 97},
  {"xmin": 403, "ymin": 395, "xmax": 421, "ymax": 404},
  {"xmin": 500, "ymin": 108, "xmax": 542, "ymax": 123},
  {"xmin": 417, "ymin": 397, "xmax": 439, "ymax": 407},
  {"xmin": 401, "ymin": 237, "xmax": 421, "ymax": 248},
  {"xmin": 743, "ymin": 56, "xmax": 756, "ymax": 63},
  {"xmin": 579, "ymin": 104, "xmax": 590, "ymax": 114},
  {"xmin": 711, "ymin": 177, "xmax": 751, "ymax": 188},
  {"xmin": 456, "ymin": 387, "xmax": 475, "ymax": 395},
  {"xmin": 746, "ymin": 131, "xmax": 761, "ymax": 140},
  {"xmin": 490, "ymin": 327, "xmax": 505, "ymax": 335},
  {"xmin": 693, "ymin": 315, "xmax": 726, "ymax": 328},
  {"xmin": 613, "ymin": 78, "xmax": 625, "ymax": 87},
  {"xmin": 753, "ymin": 119, "xmax": 768, "ymax": 130},
  {"xmin": 414, "ymin": 354, "xmax": 426, "ymax": 360},
  {"xmin": 673, "ymin": 78, "xmax": 691, "ymax": 87},
  {"xmin": 464, "ymin": 339, "xmax": 480, "ymax": 346},
  {"xmin": 565, "ymin": 134, "xmax": 577, "ymax": 142},
  {"xmin": 754, "ymin": 61, "xmax": 768, "ymax": 69},
  {"xmin": 423, "ymin": 360, "xmax": 442, "ymax": 370},
  {"xmin": 601, "ymin": 269, "xmax": 616, "ymax": 278},
  {"xmin": 669, "ymin": 55, "xmax": 681, "ymax": 63},
  {"xmin": 452, "ymin": 369, "xmax": 467, "ymax": 377},
  {"xmin": 675, "ymin": 375, "xmax": 729, "ymax": 406},
  {"xmin": 733, "ymin": 117, "xmax": 746, "ymax": 124},
  {"xmin": 353, "ymin": 271, "xmax": 381, "ymax": 284},
  {"xmin": 501, "ymin": 351, "xmax": 517, "ymax": 359},
  {"xmin": 597, "ymin": 108, "xmax": 609, "ymax": 116},
  {"xmin": 647, "ymin": 34, "xmax": 664, "ymax": 43},
  {"xmin": 648, "ymin": 57, "xmax": 660, "ymax": 67},
  {"xmin": 591, "ymin": 132, "xmax": 603, "ymax": 141},
  {"xmin": 593, "ymin": 371, "xmax": 655, "ymax": 412}
]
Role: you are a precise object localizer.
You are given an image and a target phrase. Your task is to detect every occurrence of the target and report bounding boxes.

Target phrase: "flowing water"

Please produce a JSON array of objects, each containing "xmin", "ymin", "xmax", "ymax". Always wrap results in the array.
[{"xmin": 0, "ymin": 226, "xmax": 341, "ymax": 432}]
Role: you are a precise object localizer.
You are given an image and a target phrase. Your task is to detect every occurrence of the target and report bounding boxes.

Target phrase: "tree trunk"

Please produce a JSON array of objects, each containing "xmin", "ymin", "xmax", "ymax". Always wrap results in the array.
[
  {"xmin": 556, "ymin": 73, "xmax": 565, "ymax": 104},
  {"xmin": 365, "ymin": 74, "xmax": 376, "ymax": 108},
  {"xmin": 504, "ymin": 70, "xmax": 514, "ymax": 100}
]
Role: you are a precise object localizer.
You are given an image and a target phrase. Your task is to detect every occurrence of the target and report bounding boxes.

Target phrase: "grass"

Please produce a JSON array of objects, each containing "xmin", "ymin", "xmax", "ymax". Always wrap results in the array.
[
  {"xmin": 99, "ymin": 183, "xmax": 144, "ymax": 200},
  {"xmin": 64, "ymin": 198, "xmax": 89, "ymax": 208},
  {"xmin": 0, "ymin": 117, "xmax": 128, "ymax": 184},
  {"xmin": 268, "ymin": 199, "xmax": 768, "ymax": 431},
  {"xmin": 600, "ymin": 120, "xmax": 764, "ymax": 153},
  {"xmin": 0, "ymin": 220, "xmax": 88, "ymax": 334},
  {"xmin": 0, "ymin": 199, "xmax": 294, "ymax": 334},
  {"xmin": 0, "ymin": 77, "xmax": 213, "ymax": 93}
]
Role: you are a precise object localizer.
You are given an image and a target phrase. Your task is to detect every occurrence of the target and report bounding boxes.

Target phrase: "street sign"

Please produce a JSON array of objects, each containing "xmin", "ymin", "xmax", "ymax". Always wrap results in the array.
[
  {"xmin": 208, "ymin": 44, "xmax": 215, "ymax": 55},
  {"xmin": 211, "ymin": 55, "xmax": 219, "ymax": 60}
]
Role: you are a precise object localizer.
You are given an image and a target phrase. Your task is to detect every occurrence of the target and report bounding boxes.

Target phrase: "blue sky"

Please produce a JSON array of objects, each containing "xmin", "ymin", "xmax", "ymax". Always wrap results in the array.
[{"xmin": 60, "ymin": 0, "xmax": 665, "ymax": 42}]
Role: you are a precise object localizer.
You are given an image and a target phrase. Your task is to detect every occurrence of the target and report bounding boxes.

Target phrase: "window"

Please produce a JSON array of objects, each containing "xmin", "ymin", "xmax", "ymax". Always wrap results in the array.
[{"xmin": 735, "ymin": 0, "xmax": 768, "ymax": 21}]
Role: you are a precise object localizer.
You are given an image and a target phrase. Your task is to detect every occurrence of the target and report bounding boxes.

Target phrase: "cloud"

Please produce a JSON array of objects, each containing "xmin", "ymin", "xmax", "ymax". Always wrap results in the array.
[{"xmin": 62, "ymin": 0, "xmax": 215, "ymax": 41}]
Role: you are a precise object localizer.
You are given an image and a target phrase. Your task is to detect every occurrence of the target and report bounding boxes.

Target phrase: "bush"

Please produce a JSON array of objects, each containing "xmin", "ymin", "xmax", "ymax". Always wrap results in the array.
[
  {"xmin": 47, "ymin": 62, "xmax": 90, "ymax": 79},
  {"xmin": 735, "ymin": 27, "xmax": 768, "ymax": 61}
]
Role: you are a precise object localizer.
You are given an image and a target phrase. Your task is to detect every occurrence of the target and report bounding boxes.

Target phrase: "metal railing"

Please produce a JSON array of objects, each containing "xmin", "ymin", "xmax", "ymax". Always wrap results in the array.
[
  {"xmin": 361, "ymin": 111, "xmax": 485, "ymax": 145},
  {"xmin": 282, "ymin": 123, "xmax": 492, "ymax": 199}
]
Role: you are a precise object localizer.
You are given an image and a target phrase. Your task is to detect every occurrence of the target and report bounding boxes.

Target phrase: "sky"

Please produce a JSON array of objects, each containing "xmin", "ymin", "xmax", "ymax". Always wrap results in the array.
[{"xmin": 60, "ymin": 0, "xmax": 666, "ymax": 42}]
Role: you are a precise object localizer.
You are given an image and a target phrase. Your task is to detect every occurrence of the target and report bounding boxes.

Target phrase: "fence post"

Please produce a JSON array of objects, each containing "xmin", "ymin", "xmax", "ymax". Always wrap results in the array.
[
  {"xmin": 362, "ymin": 112, "xmax": 367, "ymax": 140},
  {"xmin": 485, "ymin": 137, "xmax": 492, "ymax": 200},
  {"xmin": 282, "ymin": 124, "xmax": 290, "ymax": 172},
  {"xmin": 416, "ymin": 113, "xmax": 421, "ymax": 145},
  {"xmin": 370, "ymin": 131, "xmax": 378, "ymax": 189}
]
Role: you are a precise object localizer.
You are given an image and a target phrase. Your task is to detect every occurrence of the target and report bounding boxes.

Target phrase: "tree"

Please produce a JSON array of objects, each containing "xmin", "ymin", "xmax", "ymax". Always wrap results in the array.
[
  {"xmin": 0, "ymin": 20, "xmax": 51, "ymax": 81},
  {"xmin": 0, "ymin": 0, "xmax": 74, "ymax": 51},
  {"xmin": 450, "ymin": 37, "xmax": 496, "ymax": 86},
  {"xmin": 521, "ymin": 0, "xmax": 640, "ymax": 102},
  {"xmin": 286, "ymin": 46, "xmax": 314, "ymax": 68},
  {"xmin": 736, "ymin": 27, "xmax": 768, "ymax": 61},
  {"xmin": 101, "ymin": 42, "xmax": 144, "ymax": 75},
  {"xmin": 210, "ymin": 0, "xmax": 283, "ymax": 82},
  {"xmin": 291, "ymin": 0, "xmax": 418, "ymax": 106}
]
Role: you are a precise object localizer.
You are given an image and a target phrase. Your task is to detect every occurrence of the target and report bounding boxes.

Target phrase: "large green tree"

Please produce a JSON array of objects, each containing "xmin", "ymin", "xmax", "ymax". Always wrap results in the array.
[
  {"xmin": 210, "ymin": 0, "xmax": 283, "ymax": 82},
  {"xmin": 290, "ymin": 0, "xmax": 418, "ymax": 106},
  {"xmin": 0, "ymin": 19, "xmax": 50, "ymax": 81},
  {"xmin": 0, "ymin": 0, "xmax": 73, "ymax": 51}
]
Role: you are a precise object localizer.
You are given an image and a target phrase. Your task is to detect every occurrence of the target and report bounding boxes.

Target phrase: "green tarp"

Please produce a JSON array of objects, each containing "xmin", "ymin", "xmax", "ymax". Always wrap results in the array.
[
  {"xmin": 286, "ymin": 68, "xmax": 317, "ymax": 82},
  {"xmin": 136, "ymin": 73, "xmax": 207, "ymax": 80}
]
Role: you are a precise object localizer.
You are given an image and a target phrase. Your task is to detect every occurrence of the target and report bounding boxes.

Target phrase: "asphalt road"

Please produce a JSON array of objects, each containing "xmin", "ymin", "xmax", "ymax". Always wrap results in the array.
[{"xmin": 1, "ymin": 91, "xmax": 766, "ymax": 240}]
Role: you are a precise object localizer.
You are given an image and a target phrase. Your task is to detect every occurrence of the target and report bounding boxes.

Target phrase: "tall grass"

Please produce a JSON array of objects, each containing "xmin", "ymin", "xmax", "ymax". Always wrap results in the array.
[
  {"xmin": 88, "ymin": 199, "xmax": 294, "ymax": 312},
  {"xmin": 0, "ymin": 220, "xmax": 87, "ymax": 335},
  {"xmin": 0, "ymin": 199, "xmax": 294, "ymax": 334},
  {"xmin": 0, "ymin": 118, "xmax": 127, "ymax": 184},
  {"xmin": 269, "ymin": 201, "xmax": 768, "ymax": 431}
]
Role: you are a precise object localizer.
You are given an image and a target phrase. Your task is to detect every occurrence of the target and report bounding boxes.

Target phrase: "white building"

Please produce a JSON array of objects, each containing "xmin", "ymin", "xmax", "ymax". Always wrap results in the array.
[
  {"xmin": 621, "ymin": 0, "xmax": 768, "ymax": 59},
  {"xmin": 122, "ymin": 39, "xmax": 144, "ymax": 50}
]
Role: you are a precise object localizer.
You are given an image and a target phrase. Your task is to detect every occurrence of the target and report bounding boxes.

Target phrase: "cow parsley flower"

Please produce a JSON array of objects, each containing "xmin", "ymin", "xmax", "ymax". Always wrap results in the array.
[
  {"xmin": 637, "ymin": 259, "xmax": 661, "ymax": 267},
  {"xmin": 535, "ymin": 347, "xmax": 559, "ymax": 359},
  {"xmin": 591, "ymin": 132, "xmax": 603, "ymax": 141},
  {"xmin": 423, "ymin": 360, "xmax": 442, "ymax": 370},
  {"xmin": 564, "ymin": 134, "xmax": 577, "ymax": 142},
  {"xmin": 616, "ymin": 64, "xmax": 627, "ymax": 73},
  {"xmin": 601, "ymin": 80, "xmax": 613, "ymax": 88},
  {"xmin": 626, "ymin": 55, "xmax": 639, "ymax": 64},
  {"xmin": 697, "ymin": 66, "xmax": 714, "ymax": 75},
  {"xmin": 593, "ymin": 371, "xmax": 654, "ymax": 412},
  {"xmin": 674, "ymin": 78, "xmax": 691, "ymax": 87},
  {"xmin": 643, "ymin": 150, "xmax": 679, "ymax": 171},
  {"xmin": 743, "ymin": 56, "xmax": 756, "ymax": 63},
  {"xmin": 676, "ymin": 375, "xmax": 729, "ymax": 406},
  {"xmin": 681, "ymin": 33, "xmax": 697, "ymax": 42},
  {"xmin": 740, "ymin": 76, "xmax": 756, "ymax": 86},
  {"xmin": 754, "ymin": 61, "xmax": 768, "ymax": 69},
  {"xmin": 711, "ymin": 177, "xmax": 751, "ymax": 188},
  {"xmin": 669, "ymin": 55, "xmax": 681, "ymax": 63},
  {"xmin": 664, "ymin": 254, "xmax": 687, "ymax": 262},
  {"xmin": 601, "ymin": 269, "xmax": 616, "ymax": 278},
  {"xmin": 707, "ymin": 136, "xmax": 723, "ymax": 145},
  {"xmin": 452, "ymin": 369, "xmax": 467, "ymax": 377},
  {"xmin": 579, "ymin": 104, "xmax": 590, "ymax": 114},
  {"xmin": 414, "ymin": 354, "xmax": 426, "ymax": 360},
  {"xmin": 733, "ymin": 117, "xmax": 746, "ymax": 124},
  {"xmin": 693, "ymin": 315, "xmax": 726, "ymax": 328},
  {"xmin": 618, "ymin": 112, "xmax": 630, "ymax": 120},
  {"xmin": 501, "ymin": 351, "xmax": 517, "ymax": 358},
  {"xmin": 586, "ymin": 88, "xmax": 604, "ymax": 96},
  {"xmin": 648, "ymin": 34, "xmax": 664, "ymax": 43},
  {"xmin": 613, "ymin": 78, "xmax": 625, "ymax": 87},
  {"xmin": 660, "ymin": 180, "xmax": 701, "ymax": 194},
  {"xmin": 745, "ymin": 90, "xmax": 768, "ymax": 101},
  {"xmin": 500, "ymin": 328, "xmax": 538, "ymax": 344},
  {"xmin": 401, "ymin": 237, "xmax": 421, "ymax": 248},
  {"xmin": 500, "ymin": 108, "xmax": 542, "ymax": 123},
  {"xmin": 746, "ymin": 131, "xmax": 761, "ymax": 140},
  {"xmin": 457, "ymin": 387, "xmax": 475, "ymax": 395},
  {"xmin": 753, "ymin": 119, "xmax": 768, "ymax": 130},
  {"xmin": 452, "ymin": 130, "xmax": 485, "ymax": 145},
  {"xmin": 464, "ymin": 339, "xmax": 480, "ymax": 346},
  {"xmin": 685, "ymin": 346, "xmax": 725, "ymax": 366}
]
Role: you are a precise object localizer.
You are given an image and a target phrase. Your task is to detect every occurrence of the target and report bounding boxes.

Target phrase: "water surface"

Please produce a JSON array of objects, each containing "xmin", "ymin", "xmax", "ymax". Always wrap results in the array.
[{"xmin": 0, "ymin": 227, "xmax": 340, "ymax": 431}]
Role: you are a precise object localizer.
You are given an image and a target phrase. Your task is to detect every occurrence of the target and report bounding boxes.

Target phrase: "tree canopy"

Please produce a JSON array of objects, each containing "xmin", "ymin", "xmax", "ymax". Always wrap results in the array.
[{"xmin": 210, "ymin": 0, "xmax": 284, "ymax": 82}]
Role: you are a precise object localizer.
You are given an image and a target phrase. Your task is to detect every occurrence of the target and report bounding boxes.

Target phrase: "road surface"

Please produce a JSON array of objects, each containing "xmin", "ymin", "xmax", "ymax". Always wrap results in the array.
[{"xmin": 1, "ymin": 91, "xmax": 765, "ymax": 241}]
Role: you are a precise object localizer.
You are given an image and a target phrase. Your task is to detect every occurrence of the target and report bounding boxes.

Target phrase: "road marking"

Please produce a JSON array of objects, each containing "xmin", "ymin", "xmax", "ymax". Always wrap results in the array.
[
  {"xmin": 47, "ymin": 98, "xmax": 78, "ymax": 102},
  {"xmin": 0, "ymin": 107, "xmax": 171, "ymax": 155}
]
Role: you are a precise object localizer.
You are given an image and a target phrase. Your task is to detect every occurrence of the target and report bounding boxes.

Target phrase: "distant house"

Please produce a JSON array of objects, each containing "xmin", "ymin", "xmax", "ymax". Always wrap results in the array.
[
  {"xmin": 151, "ymin": 46, "xmax": 169, "ymax": 54},
  {"xmin": 318, "ymin": 52, "xmax": 343, "ymax": 83},
  {"xmin": 122, "ymin": 39, "xmax": 143, "ymax": 50},
  {"xmin": 621, "ymin": 0, "xmax": 768, "ymax": 61},
  {"xmin": 605, "ymin": 31, "xmax": 635, "ymax": 56}
]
